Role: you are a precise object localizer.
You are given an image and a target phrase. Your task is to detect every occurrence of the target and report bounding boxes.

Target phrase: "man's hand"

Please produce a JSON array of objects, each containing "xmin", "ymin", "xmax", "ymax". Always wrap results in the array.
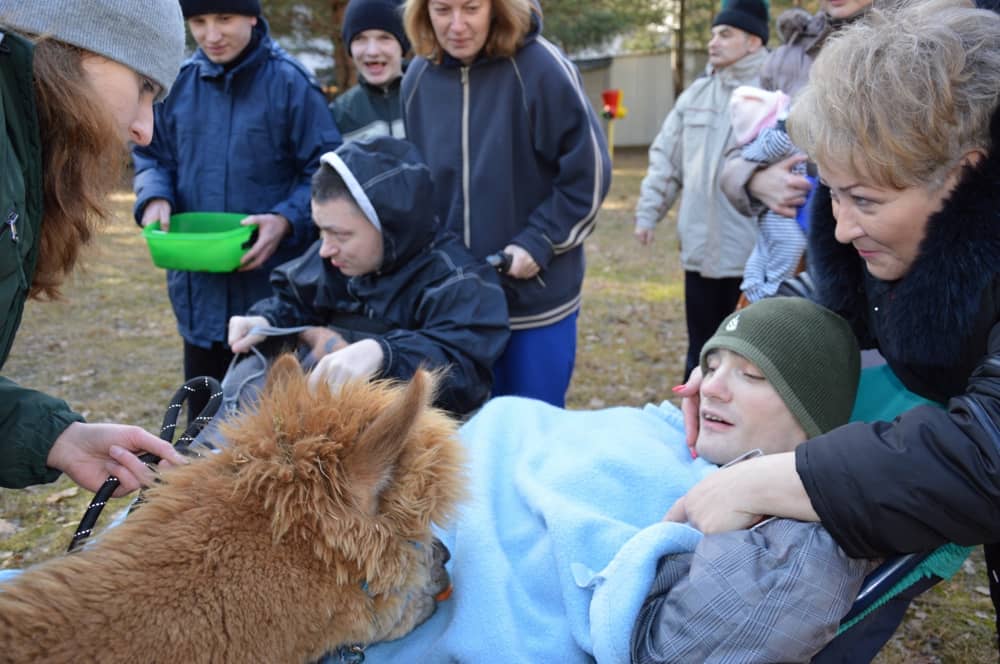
[
  {"xmin": 503, "ymin": 244, "xmax": 540, "ymax": 279},
  {"xmin": 140, "ymin": 198, "xmax": 173, "ymax": 230},
  {"xmin": 307, "ymin": 339, "xmax": 384, "ymax": 394},
  {"xmin": 228, "ymin": 315, "xmax": 270, "ymax": 354},
  {"xmin": 634, "ymin": 225, "xmax": 655, "ymax": 245},
  {"xmin": 299, "ymin": 326, "xmax": 349, "ymax": 360},
  {"xmin": 747, "ymin": 155, "xmax": 812, "ymax": 218},
  {"xmin": 239, "ymin": 213, "xmax": 291, "ymax": 271},
  {"xmin": 47, "ymin": 422, "xmax": 188, "ymax": 497}
]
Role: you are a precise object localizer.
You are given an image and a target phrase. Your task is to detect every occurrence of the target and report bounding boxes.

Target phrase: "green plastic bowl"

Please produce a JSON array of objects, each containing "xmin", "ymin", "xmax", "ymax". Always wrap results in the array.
[{"xmin": 143, "ymin": 212, "xmax": 257, "ymax": 272}]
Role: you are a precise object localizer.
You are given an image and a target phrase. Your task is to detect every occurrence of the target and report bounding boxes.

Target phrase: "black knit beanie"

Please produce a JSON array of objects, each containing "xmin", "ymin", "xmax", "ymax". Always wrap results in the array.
[
  {"xmin": 180, "ymin": 0, "xmax": 261, "ymax": 19},
  {"xmin": 700, "ymin": 297, "xmax": 860, "ymax": 439},
  {"xmin": 713, "ymin": 0, "xmax": 770, "ymax": 44},
  {"xmin": 342, "ymin": 0, "xmax": 410, "ymax": 54}
]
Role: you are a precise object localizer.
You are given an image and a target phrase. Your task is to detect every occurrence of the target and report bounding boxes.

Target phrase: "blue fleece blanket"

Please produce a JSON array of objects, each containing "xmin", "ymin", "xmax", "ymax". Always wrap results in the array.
[{"xmin": 358, "ymin": 396, "xmax": 715, "ymax": 664}]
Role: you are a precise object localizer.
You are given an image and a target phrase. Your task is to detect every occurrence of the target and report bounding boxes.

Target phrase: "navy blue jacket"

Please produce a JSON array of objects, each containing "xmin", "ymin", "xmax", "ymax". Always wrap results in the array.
[
  {"xmin": 401, "ymin": 14, "xmax": 611, "ymax": 329},
  {"xmin": 248, "ymin": 138, "xmax": 510, "ymax": 416},
  {"xmin": 132, "ymin": 19, "xmax": 342, "ymax": 347}
]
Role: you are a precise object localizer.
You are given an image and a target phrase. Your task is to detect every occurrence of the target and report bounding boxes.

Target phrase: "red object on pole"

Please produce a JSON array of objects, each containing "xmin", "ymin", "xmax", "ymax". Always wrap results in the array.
[
  {"xmin": 601, "ymin": 89, "xmax": 627, "ymax": 120},
  {"xmin": 601, "ymin": 89, "xmax": 621, "ymax": 118}
]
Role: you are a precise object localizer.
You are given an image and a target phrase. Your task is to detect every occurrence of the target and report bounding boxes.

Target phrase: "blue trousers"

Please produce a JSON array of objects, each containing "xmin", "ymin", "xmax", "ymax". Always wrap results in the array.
[{"xmin": 492, "ymin": 312, "xmax": 578, "ymax": 408}]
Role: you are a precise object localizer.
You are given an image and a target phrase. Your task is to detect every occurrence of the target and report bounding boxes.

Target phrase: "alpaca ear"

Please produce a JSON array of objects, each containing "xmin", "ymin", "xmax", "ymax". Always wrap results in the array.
[
  {"xmin": 264, "ymin": 353, "xmax": 305, "ymax": 393},
  {"xmin": 343, "ymin": 370, "xmax": 435, "ymax": 515}
]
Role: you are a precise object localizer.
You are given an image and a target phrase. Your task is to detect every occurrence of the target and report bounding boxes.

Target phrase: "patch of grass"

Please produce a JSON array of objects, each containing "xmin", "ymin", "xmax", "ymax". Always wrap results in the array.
[{"xmin": 0, "ymin": 147, "xmax": 994, "ymax": 661}]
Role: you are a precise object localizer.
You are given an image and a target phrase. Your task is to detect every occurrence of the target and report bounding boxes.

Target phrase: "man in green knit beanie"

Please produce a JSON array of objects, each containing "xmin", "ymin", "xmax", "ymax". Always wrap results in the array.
[
  {"xmin": 694, "ymin": 296, "xmax": 860, "ymax": 464},
  {"xmin": 633, "ymin": 296, "xmax": 871, "ymax": 661}
]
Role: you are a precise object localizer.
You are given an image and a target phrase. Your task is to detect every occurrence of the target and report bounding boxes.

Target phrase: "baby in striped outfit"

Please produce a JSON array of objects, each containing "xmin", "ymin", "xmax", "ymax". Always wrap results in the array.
[{"xmin": 730, "ymin": 86, "xmax": 809, "ymax": 303}]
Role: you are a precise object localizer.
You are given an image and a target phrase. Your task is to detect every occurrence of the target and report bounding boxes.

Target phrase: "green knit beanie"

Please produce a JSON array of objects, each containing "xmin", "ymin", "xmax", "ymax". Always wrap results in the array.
[{"xmin": 700, "ymin": 297, "xmax": 860, "ymax": 438}]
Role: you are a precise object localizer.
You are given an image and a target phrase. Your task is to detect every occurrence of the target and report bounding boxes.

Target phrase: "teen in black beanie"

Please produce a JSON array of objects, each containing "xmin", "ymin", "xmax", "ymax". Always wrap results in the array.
[
  {"xmin": 342, "ymin": 0, "xmax": 410, "ymax": 54},
  {"xmin": 179, "ymin": 0, "xmax": 261, "ymax": 19}
]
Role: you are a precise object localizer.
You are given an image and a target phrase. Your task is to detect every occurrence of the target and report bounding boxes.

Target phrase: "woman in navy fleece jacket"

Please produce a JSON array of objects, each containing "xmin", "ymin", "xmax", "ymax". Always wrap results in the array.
[{"xmin": 400, "ymin": 0, "xmax": 611, "ymax": 407}]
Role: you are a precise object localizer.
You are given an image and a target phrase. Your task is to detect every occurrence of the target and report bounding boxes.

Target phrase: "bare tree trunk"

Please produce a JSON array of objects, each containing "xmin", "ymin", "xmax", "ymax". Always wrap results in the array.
[
  {"xmin": 673, "ymin": 0, "xmax": 685, "ymax": 97},
  {"xmin": 330, "ymin": 0, "xmax": 353, "ymax": 95}
]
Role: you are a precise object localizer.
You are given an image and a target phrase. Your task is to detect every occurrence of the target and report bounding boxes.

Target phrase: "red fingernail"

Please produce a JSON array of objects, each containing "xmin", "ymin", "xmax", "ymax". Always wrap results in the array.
[
  {"xmin": 672, "ymin": 385, "xmax": 685, "ymax": 393},
  {"xmin": 690, "ymin": 448, "xmax": 698, "ymax": 459}
]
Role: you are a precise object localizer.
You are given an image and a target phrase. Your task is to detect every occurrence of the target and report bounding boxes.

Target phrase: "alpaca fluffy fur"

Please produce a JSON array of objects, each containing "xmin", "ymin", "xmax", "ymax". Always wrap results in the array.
[{"xmin": 0, "ymin": 356, "xmax": 465, "ymax": 663}]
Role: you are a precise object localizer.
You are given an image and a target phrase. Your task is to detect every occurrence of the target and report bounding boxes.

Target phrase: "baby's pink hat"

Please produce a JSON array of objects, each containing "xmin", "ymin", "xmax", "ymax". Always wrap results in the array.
[{"xmin": 730, "ymin": 86, "xmax": 791, "ymax": 146}]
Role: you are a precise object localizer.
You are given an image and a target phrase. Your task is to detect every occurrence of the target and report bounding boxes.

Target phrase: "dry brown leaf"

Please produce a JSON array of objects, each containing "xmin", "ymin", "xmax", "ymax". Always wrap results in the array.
[{"xmin": 44, "ymin": 487, "xmax": 79, "ymax": 504}]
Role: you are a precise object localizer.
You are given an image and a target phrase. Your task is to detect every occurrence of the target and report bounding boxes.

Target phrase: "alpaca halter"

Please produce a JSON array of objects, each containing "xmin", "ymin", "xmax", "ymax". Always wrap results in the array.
[{"xmin": 68, "ymin": 376, "xmax": 223, "ymax": 552}]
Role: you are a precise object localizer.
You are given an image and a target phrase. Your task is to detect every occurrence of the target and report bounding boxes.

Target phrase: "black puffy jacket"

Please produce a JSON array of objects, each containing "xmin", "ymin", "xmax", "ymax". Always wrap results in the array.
[{"xmin": 795, "ymin": 110, "xmax": 1000, "ymax": 557}]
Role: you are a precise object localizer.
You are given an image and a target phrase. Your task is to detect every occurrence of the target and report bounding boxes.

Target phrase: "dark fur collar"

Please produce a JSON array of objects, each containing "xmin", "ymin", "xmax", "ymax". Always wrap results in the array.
[{"xmin": 808, "ymin": 108, "xmax": 1000, "ymax": 365}]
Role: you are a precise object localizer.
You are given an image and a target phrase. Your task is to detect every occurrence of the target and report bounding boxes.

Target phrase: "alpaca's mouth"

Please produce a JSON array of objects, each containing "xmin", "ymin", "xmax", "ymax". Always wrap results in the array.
[
  {"xmin": 431, "ymin": 538, "xmax": 453, "ymax": 602},
  {"xmin": 434, "ymin": 583, "xmax": 454, "ymax": 602}
]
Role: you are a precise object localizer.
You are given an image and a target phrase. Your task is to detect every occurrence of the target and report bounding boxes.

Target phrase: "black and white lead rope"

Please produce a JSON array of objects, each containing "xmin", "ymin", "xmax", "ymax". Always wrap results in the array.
[{"xmin": 67, "ymin": 375, "xmax": 223, "ymax": 553}]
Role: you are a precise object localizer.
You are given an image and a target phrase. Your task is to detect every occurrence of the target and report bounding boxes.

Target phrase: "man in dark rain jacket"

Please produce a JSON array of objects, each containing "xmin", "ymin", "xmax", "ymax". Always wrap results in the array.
[{"xmin": 228, "ymin": 137, "xmax": 509, "ymax": 416}]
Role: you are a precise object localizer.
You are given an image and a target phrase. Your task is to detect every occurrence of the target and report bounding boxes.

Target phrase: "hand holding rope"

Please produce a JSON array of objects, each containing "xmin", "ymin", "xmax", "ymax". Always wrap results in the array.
[{"xmin": 67, "ymin": 376, "xmax": 223, "ymax": 553}]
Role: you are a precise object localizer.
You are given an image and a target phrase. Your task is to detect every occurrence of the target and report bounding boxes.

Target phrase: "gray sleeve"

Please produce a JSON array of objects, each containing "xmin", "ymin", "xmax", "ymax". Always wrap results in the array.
[
  {"xmin": 631, "ymin": 519, "xmax": 878, "ymax": 664},
  {"xmin": 741, "ymin": 125, "xmax": 795, "ymax": 163}
]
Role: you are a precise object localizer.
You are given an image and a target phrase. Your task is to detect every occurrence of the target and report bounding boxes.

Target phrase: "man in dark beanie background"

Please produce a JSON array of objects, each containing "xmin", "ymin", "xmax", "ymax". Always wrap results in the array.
[
  {"xmin": 634, "ymin": 0, "xmax": 769, "ymax": 379},
  {"xmin": 330, "ymin": 0, "xmax": 410, "ymax": 142},
  {"xmin": 132, "ymin": 0, "xmax": 343, "ymax": 420}
]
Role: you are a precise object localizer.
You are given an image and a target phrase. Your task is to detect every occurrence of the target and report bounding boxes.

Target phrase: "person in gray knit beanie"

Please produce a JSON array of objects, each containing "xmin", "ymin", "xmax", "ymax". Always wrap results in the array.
[
  {"xmin": 0, "ymin": 0, "xmax": 192, "ymax": 497},
  {"xmin": 0, "ymin": 0, "xmax": 185, "ymax": 100},
  {"xmin": 700, "ymin": 296, "xmax": 861, "ymax": 441}
]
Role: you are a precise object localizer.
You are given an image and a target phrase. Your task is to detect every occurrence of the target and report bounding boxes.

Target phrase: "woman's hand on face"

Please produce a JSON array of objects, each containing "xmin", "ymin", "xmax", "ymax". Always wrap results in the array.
[
  {"xmin": 227, "ymin": 315, "xmax": 269, "ymax": 354},
  {"xmin": 47, "ymin": 422, "xmax": 188, "ymax": 497},
  {"xmin": 665, "ymin": 452, "xmax": 817, "ymax": 532},
  {"xmin": 140, "ymin": 198, "xmax": 172, "ymax": 231},
  {"xmin": 676, "ymin": 366, "xmax": 703, "ymax": 456},
  {"xmin": 503, "ymin": 244, "xmax": 541, "ymax": 279}
]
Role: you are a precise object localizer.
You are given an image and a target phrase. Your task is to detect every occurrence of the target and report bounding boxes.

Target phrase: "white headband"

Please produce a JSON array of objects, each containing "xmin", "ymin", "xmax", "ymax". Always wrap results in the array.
[{"xmin": 319, "ymin": 151, "xmax": 382, "ymax": 232}]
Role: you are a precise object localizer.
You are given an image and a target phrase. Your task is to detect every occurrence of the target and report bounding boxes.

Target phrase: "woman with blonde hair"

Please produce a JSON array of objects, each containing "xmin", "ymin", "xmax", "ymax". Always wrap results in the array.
[
  {"xmin": 0, "ymin": 0, "xmax": 189, "ymax": 494},
  {"xmin": 400, "ymin": 0, "xmax": 611, "ymax": 407},
  {"xmin": 670, "ymin": 0, "xmax": 1000, "ymax": 651}
]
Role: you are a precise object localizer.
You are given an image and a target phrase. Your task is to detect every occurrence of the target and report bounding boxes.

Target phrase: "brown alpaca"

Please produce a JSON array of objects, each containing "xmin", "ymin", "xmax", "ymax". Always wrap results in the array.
[{"xmin": 0, "ymin": 356, "xmax": 465, "ymax": 663}]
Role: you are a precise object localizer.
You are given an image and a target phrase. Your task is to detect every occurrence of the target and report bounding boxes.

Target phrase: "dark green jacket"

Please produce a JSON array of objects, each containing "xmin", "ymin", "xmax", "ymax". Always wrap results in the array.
[
  {"xmin": 0, "ymin": 30, "xmax": 84, "ymax": 488},
  {"xmin": 329, "ymin": 75, "xmax": 405, "ymax": 143}
]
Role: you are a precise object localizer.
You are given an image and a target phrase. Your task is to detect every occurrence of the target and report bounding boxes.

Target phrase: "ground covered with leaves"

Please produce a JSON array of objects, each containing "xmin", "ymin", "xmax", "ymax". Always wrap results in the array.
[{"xmin": 1, "ymin": 150, "xmax": 994, "ymax": 662}]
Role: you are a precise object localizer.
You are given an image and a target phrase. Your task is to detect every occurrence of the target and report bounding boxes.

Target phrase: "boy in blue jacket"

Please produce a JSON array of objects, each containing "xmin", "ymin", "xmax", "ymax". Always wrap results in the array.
[{"xmin": 132, "ymin": 0, "xmax": 342, "ymax": 417}]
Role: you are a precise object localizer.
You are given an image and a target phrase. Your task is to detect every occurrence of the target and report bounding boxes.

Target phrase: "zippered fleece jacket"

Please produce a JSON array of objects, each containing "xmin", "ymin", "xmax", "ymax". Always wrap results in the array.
[
  {"xmin": 0, "ymin": 31, "xmax": 84, "ymax": 488},
  {"xmin": 401, "ymin": 15, "xmax": 611, "ymax": 330}
]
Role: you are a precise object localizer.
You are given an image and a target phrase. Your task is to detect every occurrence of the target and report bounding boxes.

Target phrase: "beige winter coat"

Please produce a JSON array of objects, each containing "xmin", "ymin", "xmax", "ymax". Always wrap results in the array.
[{"xmin": 635, "ymin": 48, "xmax": 767, "ymax": 278}]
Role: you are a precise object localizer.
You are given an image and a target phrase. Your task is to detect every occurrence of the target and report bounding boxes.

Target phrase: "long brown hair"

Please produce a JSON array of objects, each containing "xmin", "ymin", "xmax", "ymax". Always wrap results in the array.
[{"xmin": 30, "ymin": 37, "xmax": 126, "ymax": 300}]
